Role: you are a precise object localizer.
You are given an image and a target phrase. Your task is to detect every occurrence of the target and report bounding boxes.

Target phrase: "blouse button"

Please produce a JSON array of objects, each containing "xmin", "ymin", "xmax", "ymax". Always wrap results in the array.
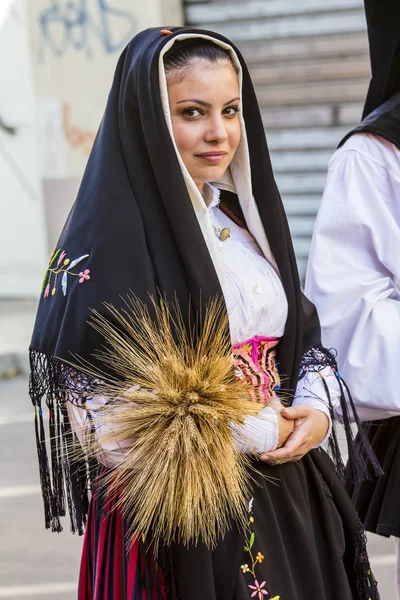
[{"xmin": 253, "ymin": 284, "xmax": 262, "ymax": 294}]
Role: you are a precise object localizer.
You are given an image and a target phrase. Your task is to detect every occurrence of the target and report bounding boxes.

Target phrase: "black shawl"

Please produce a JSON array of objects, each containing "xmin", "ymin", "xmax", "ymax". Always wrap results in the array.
[
  {"xmin": 31, "ymin": 27, "xmax": 306, "ymax": 382},
  {"xmin": 29, "ymin": 27, "xmax": 373, "ymax": 539},
  {"xmin": 339, "ymin": 0, "xmax": 400, "ymax": 148},
  {"xmin": 362, "ymin": 0, "xmax": 400, "ymax": 119},
  {"xmin": 339, "ymin": 90, "xmax": 400, "ymax": 150}
]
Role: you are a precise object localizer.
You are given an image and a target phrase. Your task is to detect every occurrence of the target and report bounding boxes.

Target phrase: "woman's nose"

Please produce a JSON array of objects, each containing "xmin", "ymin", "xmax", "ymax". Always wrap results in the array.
[{"xmin": 204, "ymin": 116, "xmax": 228, "ymax": 143}]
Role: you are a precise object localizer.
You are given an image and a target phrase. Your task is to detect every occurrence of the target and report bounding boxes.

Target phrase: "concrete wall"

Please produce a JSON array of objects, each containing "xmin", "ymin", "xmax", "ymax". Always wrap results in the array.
[
  {"xmin": 27, "ymin": 0, "xmax": 184, "ymax": 253},
  {"xmin": 0, "ymin": 1, "xmax": 47, "ymax": 298},
  {"xmin": 0, "ymin": 0, "xmax": 183, "ymax": 299}
]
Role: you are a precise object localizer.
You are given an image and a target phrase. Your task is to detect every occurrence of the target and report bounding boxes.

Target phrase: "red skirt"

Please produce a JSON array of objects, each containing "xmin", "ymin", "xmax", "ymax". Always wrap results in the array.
[{"xmin": 78, "ymin": 492, "xmax": 166, "ymax": 600}]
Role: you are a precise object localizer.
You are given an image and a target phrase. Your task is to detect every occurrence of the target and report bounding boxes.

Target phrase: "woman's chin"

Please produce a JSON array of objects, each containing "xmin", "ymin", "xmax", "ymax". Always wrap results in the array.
[{"xmin": 194, "ymin": 165, "xmax": 229, "ymax": 187}]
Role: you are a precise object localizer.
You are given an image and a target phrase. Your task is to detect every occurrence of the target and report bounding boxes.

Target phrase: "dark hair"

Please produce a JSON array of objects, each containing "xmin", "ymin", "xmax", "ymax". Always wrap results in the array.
[{"xmin": 164, "ymin": 38, "xmax": 238, "ymax": 81}]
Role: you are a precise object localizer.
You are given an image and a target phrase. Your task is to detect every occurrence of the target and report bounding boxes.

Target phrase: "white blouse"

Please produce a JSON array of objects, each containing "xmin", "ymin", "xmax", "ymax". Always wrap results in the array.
[
  {"xmin": 206, "ymin": 184, "xmax": 337, "ymax": 453},
  {"xmin": 68, "ymin": 185, "xmax": 339, "ymax": 462},
  {"xmin": 306, "ymin": 133, "xmax": 400, "ymax": 422},
  {"xmin": 206, "ymin": 184, "xmax": 288, "ymax": 344}
]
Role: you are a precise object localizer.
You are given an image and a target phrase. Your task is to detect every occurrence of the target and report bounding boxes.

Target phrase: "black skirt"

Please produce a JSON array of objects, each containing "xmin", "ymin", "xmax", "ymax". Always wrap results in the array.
[
  {"xmin": 80, "ymin": 449, "xmax": 379, "ymax": 599},
  {"xmin": 172, "ymin": 449, "xmax": 377, "ymax": 600},
  {"xmin": 347, "ymin": 416, "xmax": 400, "ymax": 538}
]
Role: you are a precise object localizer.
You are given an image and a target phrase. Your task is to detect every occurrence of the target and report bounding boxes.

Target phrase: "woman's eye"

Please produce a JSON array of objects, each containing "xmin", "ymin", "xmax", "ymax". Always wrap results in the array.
[
  {"xmin": 183, "ymin": 108, "xmax": 202, "ymax": 118},
  {"xmin": 224, "ymin": 106, "xmax": 240, "ymax": 117}
]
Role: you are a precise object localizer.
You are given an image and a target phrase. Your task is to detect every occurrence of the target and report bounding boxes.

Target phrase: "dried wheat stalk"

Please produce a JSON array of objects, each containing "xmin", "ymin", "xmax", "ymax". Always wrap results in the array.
[{"xmin": 74, "ymin": 295, "xmax": 265, "ymax": 549}]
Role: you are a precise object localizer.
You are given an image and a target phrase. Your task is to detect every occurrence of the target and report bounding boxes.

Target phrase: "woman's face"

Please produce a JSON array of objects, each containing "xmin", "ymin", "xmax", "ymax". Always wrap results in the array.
[{"xmin": 167, "ymin": 58, "xmax": 241, "ymax": 194}]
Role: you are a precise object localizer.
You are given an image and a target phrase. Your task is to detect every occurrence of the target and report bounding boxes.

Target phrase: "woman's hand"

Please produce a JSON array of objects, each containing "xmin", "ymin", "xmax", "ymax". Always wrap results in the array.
[{"xmin": 259, "ymin": 404, "xmax": 329, "ymax": 464}]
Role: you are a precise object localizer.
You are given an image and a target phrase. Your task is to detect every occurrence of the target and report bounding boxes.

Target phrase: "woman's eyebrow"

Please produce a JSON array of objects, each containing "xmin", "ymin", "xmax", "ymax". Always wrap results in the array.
[
  {"xmin": 176, "ymin": 99, "xmax": 210, "ymax": 107},
  {"xmin": 223, "ymin": 97, "xmax": 240, "ymax": 106},
  {"xmin": 176, "ymin": 97, "xmax": 240, "ymax": 107}
]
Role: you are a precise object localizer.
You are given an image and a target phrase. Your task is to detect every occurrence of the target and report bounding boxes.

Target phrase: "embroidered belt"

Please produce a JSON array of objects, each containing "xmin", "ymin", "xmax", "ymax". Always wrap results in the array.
[{"xmin": 232, "ymin": 335, "xmax": 280, "ymax": 404}]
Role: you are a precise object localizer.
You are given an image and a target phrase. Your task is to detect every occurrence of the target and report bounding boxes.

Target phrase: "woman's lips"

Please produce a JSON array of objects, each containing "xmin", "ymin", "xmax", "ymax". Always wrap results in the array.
[{"xmin": 195, "ymin": 151, "xmax": 228, "ymax": 164}]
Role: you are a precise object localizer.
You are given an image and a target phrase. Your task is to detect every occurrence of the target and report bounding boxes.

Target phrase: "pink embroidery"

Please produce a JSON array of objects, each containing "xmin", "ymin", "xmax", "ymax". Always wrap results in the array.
[
  {"xmin": 248, "ymin": 580, "xmax": 268, "ymax": 599},
  {"xmin": 233, "ymin": 336, "xmax": 280, "ymax": 404},
  {"xmin": 57, "ymin": 250, "xmax": 67, "ymax": 267},
  {"xmin": 42, "ymin": 249, "xmax": 90, "ymax": 298},
  {"xmin": 79, "ymin": 269, "xmax": 91, "ymax": 283}
]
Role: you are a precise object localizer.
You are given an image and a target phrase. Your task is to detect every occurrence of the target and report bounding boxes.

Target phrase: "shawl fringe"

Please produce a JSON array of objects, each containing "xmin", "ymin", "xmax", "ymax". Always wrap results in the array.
[
  {"xmin": 29, "ymin": 348, "xmax": 96, "ymax": 534},
  {"xmin": 29, "ymin": 342, "xmax": 382, "ymax": 536},
  {"xmin": 353, "ymin": 518, "xmax": 380, "ymax": 600},
  {"xmin": 299, "ymin": 345, "xmax": 383, "ymax": 484}
]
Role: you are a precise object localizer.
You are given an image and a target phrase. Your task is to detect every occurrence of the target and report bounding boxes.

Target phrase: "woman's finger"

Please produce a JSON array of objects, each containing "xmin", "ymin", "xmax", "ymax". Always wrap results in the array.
[{"xmin": 260, "ymin": 433, "xmax": 307, "ymax": 462}]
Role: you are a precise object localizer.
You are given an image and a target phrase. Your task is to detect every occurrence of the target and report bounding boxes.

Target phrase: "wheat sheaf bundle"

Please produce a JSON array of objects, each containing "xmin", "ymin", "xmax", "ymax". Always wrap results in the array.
[{"xmin": 78, "ymin": 295, "xmax": 262, "ymax": 549}]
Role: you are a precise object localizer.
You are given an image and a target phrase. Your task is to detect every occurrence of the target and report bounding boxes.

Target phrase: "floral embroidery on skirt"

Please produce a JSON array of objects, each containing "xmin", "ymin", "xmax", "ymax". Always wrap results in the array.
[{"xmin": 240, "ymin": 498, "xmax": 280, "ymax": 600}]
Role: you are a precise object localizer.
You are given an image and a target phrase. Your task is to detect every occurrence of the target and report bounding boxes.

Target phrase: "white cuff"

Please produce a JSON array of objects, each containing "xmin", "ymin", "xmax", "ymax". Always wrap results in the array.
[
  {"xmin": 67, "ymin": 390, "xmax": 135, "ymax": 468},
  {"xmin": 231, "ymin": 407, "xmax": 279, "ymax": 454},
  {"xmin": 293, "ymin": 366, "xmax": 340, "ymax": 447}
]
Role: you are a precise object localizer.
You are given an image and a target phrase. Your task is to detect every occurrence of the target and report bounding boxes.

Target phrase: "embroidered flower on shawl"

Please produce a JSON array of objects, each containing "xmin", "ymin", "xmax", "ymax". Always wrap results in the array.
[
  {"xmin": 42, "ymin": 249, "xmax": 90, "ymax": 298},
  {"xmin": 78, "ymin": 269, "xmax": 91, "ymax": 283},
  {"xmin": 241, "ymin": 564, "xmax": 250, "ymax": 573}
]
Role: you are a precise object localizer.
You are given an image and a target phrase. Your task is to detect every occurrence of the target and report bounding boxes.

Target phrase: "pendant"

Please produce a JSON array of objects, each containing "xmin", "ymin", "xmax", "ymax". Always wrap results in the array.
[{"xmin": 219, "ymin": 228, "xmax": 231, "ymax": 241}]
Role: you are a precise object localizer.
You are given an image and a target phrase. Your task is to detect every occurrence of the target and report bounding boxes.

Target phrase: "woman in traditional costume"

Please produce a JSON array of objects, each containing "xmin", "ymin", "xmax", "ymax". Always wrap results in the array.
[
  {"xmin": 29, "ymin": 27, "xmax": 380, "ymax": 600},
  {"xmin": 306, "ymin": 1, "xmax": 400, "ymax": 596}
]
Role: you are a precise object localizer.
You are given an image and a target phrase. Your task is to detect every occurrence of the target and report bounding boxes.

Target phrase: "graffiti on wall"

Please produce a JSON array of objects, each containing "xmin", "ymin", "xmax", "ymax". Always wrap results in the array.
[
  {"xmin": 38, "ymin": 0, "xmax": 137, "ymax": 59},
  {"xmin": 62, "ymin": 102, "xmax": 96, "ymax": 155}
]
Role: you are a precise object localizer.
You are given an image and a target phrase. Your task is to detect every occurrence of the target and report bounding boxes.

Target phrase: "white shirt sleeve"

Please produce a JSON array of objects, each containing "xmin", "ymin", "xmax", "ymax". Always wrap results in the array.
[
  {"xmin": 293, "ymin": 366, "xmax": 339, "ymax": 446},
  {"xmin": 66, "ymin": 393, "xmax": 135, "ymax": 468},
  {"xmin": 306, "ymin": 134, "xmax": 400, "ymax": 421},
  {"xmin": 231, "ymin": 407, "xmax": 279, "ymax": 454},
  {"xmin": 67, "ymin": 389, "xmax": 281, "ymax": 464}
]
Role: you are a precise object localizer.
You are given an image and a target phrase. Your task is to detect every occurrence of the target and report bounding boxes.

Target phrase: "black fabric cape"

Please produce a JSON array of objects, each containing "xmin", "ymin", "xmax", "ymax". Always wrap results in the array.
[
  {"xmin": 339, "ymin": 91, "xmax": 400, "ymax": 150},
  {"xmin": 31, "ymin": 27, "xmax": 308, "ymax": 383},
  {"xmin": 30, "ymin": 26, "xmax": 321, "ymax": 532},
  {"xmin": 361, "ymin": 0, "xmax": 400, "ymax": 119},
  {"xmin": 340, "ymin": 0, "xmax": 400, "ymax": 146}
]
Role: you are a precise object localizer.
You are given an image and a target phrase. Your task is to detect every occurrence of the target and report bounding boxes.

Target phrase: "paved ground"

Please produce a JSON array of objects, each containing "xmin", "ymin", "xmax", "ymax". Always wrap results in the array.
[
  {"xmin": 0, "ymin": 300, "xmax": 36, "ymax": 378},
  {"xmin": 0, "ymin": 375, "xmax": 82, "ymax": 599},
  {"xmin": 0, "ymin": 300, "xmax": 397, "ymax": 599}
]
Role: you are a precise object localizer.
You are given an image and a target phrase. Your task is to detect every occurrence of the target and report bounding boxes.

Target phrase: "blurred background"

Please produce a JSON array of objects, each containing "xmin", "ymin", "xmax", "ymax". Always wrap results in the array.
[{"xmin": 0, "ymin": 1, "xmax": 396, "ymax": 598}]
